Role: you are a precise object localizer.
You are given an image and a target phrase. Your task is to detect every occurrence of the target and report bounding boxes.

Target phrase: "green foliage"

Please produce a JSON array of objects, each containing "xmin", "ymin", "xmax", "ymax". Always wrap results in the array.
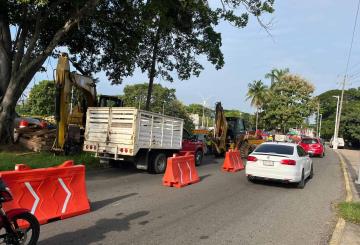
[
  {"xmin": 122, "ymin": 83, "xmax": 194, "ymax": 131},
  {"xmin": 318, "ymin": 88, "xmax": 360, "ymax": 145},
  {"xmin": 246, "ymin": 80, "xmax": 268, "ymax": 109},
  {"xmin": 261, "ymin": 74, "xmax": 316, "ymax": 132},
  {"xmin": 265, "ymin": 68, "xmax": 290, "ymax": 87},
  {"xmin": 338, "ymin": 202, "xmax": 360, "ymax": 224},
  {"xmin": 0, "ymin": 151, "xmax": 100, "ymax": 171},
  {"xmin": 24, "ymin": 80, "xmax": 55, "ymax": 116},
  {"xmin": 186, "ymin": 104, "xmax": 213, "ymax": 117}
]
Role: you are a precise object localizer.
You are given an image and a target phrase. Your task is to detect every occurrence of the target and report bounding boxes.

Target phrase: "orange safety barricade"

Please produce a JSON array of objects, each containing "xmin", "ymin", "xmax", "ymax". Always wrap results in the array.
[
  {"xmin": 0, "ymin": 160, "xmax": 90, "ymax": 225},
  {"xmin": 222, "ymin": 149, "xmax": 245, "ymax": 172},
  {"xmin": 163, "ymin": 152, "xmax": 200, "ymax": 188}
]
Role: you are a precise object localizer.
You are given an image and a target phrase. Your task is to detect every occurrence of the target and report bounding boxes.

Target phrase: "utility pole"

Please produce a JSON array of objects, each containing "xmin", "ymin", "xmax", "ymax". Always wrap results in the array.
[
  {"xmin": 316, "ymin": 101, "xmax": 320, "ymax": 136},
  {"xmin": 319, "ymin": 114, "xmax": 322, "ymax": 138},
  {"xmin": 333, "ymin": 95, "xmax": 340, "ymax": 149},
  {"xmin": 336, "ymin": 76, "xmax": 347, "ymax": 141}
]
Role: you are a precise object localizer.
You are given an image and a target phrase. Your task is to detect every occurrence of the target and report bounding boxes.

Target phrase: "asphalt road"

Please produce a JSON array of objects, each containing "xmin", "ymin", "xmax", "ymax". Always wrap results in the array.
[{"xmin": 38, "ymin": 148, "xmax": 343, "ymax": 245}]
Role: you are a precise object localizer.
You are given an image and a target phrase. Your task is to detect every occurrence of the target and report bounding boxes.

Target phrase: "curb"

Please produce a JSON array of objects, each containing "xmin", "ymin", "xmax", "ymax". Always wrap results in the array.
[{"xmin": 329, "ymin": 150, "xmax": 353, "ymax": 245}]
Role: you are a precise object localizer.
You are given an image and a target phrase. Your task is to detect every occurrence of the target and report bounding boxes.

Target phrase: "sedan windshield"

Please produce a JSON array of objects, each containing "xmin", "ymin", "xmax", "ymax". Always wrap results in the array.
[{"xmin": 254, "ymin": 144, "xmax": 294, "ymax": 155}]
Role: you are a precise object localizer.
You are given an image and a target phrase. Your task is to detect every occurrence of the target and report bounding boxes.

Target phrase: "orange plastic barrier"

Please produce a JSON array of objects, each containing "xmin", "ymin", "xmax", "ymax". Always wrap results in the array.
[
  {"xmin": 163, "ymin": 152, "xmax": 200, "ymax": 188},
  {"xmin": 0, "ymin": 160, "xmax": 90, "ymax": 225},
  {"xmin": 222, "ymin": 149, "xmax": 245, "ymax": 172}
]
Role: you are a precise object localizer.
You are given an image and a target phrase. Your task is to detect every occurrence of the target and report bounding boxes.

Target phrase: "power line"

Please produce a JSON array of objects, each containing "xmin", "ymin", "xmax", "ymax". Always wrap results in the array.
[
  {"xmin": 344, "ymin": 0, "xmax": 360, "ymax": 76},
  {"xmin": 334, "ymin": 0, "xmax": 360, "ymax": 149}
]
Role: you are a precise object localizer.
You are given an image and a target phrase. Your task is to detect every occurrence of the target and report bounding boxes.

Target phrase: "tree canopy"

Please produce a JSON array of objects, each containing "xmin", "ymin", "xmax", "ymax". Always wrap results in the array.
[
  {"xmin": 260, "ymin": 73, "xmax": 316, "ymax": 132},
  {"xmin": 0, "ymin": 0, "xmax": 275, "ymax": 143},
  {"xmin": 121, "ymin": 83, "xmax": 194, "ymax": 130},
  {"xmin": 22, "ymin": 80, "xmax": 55, "ymax": 116},
  {"xmin": 318, "ymin": 88, "xmax": 360, "ymax": 146}
]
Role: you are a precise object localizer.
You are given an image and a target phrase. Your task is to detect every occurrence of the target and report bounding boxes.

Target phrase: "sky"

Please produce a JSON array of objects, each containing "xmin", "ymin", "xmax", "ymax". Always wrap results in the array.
[{"xmin": 31, "ymin": 0, "xmax": 360, "ymax": 113}]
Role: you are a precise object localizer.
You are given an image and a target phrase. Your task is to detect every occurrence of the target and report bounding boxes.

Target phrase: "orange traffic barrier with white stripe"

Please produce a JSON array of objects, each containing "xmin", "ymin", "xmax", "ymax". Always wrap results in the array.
[
  {"xmin": 163, "ymin": 152, "xmax": 200, "ymax": 188},
  {"xmin": 222, "ymin": 149, "xmax": 245, "ymax": 172},
  {"xmin": 0, "ymin": 160, "xmax": 90, "ymax": 225}
]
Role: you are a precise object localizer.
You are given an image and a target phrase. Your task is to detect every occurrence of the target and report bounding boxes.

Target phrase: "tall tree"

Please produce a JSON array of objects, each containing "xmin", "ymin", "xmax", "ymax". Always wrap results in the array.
[
  {"xmin": 0, "ymin": 0, "xmax": 144, "ymax": 143},
  {"xmin": 261, "ymin": 74, "xmax": 316, "ymax": 132},
  {"xmin": 135, "ymin": 0, "xmax": 276, "ymax": 110},
  {"xmin": 0, "ymin": 0, "xmax": 275, "ymax": 144},
  {"xmin": 23, "ymin": 80, "xmax": 56, "ymax": 116},
  {"xmin": 246, "ymin": 80, "xmax": 268, "ymax": 131},
  {"xmin": 265, "ymin": 68, "xmax": 289, "ymax": 86}
]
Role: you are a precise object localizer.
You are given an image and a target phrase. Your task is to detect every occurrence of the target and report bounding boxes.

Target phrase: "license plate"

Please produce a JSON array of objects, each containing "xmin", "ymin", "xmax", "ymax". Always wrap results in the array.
[{"xmin": 263, "ymin": 160, "xmax": 274, "ymax": 166}]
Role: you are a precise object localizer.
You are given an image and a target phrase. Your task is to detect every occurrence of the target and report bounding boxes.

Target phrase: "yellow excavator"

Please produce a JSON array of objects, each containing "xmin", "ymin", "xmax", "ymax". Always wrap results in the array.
[
  {"xmin": 53, "ymin": 53, "xmax": 123, "ymax": 153},
  {"xmin": 211, "ymin": 102, "xmax": 257, "ymax": 158}
]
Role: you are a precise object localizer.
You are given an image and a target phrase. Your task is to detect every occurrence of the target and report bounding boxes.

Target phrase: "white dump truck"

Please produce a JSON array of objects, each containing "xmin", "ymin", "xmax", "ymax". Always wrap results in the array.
[{"xmin": 83, "ymin": 107, "xmax": 187, "ymax": 173}]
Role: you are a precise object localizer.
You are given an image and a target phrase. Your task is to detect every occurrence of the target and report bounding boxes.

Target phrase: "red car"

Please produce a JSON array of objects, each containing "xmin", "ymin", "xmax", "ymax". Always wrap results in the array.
[
  {"xmin": 299, "ymin": 137, "xmax": 325, "ymax": 157},
  {"xmin": 182, "ymin": 129, "xmax": 205, "ymax": 166}
]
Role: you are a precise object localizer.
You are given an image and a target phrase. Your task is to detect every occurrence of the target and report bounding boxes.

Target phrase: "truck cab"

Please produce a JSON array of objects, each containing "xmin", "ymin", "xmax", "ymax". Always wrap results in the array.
[{"xmin": 182, "ymin": 129, "xmax": 205, "ymax": 166}]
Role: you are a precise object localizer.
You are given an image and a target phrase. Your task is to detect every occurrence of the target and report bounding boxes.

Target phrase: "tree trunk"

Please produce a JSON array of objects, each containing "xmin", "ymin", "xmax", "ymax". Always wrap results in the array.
[
  {"xmin": 145, "ymin": 27, "xmax": 161, "ymax": 111},
  {"xmin": 255, "ymin": 108, "xmax": 259, "ymax": 131},
  {"xmin": 0, "ymin": 81, "xmax": 18, "ymax": 144}
]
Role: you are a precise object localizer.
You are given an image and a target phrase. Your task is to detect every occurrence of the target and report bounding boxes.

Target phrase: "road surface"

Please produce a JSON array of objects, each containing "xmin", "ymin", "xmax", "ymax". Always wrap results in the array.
[{"xmin": 38, "ymin": 149, "xmax": 343, "ymax": 245}]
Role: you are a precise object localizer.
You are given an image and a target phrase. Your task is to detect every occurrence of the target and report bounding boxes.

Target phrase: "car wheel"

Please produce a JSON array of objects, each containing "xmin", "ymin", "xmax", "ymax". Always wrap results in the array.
[
  {"xmin": 195, "ymin": 150, "xmax": 203, "ymax": 166},
  {"xmin": 309, "ymin": 165, "xmax": 314, "ymax": 179},
  {"xmin": 152, "ymin": 153, "xmax": 167, "ymax": 174},
  {"xmin": 297, "ymin": 169, "xmax": 305, "ymax": 189},
  {"xmin": 247, "ymin": 176, "xmax": 255, "ymax": 182}
]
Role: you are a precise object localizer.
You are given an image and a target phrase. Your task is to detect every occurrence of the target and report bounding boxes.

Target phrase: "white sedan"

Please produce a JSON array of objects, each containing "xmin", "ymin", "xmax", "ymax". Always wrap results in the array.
[{"xmin": 245, "ymin": 142, "xmax": 313, "ymax": 188}]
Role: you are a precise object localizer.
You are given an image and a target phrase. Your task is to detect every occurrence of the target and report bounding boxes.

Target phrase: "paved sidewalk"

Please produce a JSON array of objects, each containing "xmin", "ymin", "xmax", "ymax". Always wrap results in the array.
[
  {"xmin": 339, "ymin": 149, "xmax": 360, "ymax": 200},
  {"xmin": 337, "ymin": 149, "xmax": 360, "ymax": 245}
]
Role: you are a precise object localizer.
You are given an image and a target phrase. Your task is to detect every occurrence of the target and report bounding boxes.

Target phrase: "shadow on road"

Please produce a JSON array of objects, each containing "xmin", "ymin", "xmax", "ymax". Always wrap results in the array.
[
  {"xmin": 199, "ymin": 174, "xmax": 212, "ymax": 181},
  {"xmin": 198, "ymin": 155, "xmax": 223, "ymax": 167},
  {"xmin": 91, "ymin": 193, "xmax": 138, "ymax": 211},
  {"xmin": 249, "ymin": 178, "xmax": 312, "ymax": 189},
  {"xmin": 39, "ymin": 211, "xmax": 150, "ymax": 245}
]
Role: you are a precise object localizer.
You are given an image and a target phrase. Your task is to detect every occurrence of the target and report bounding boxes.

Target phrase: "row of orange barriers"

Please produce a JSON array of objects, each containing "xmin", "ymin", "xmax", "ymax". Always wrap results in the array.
[
  {"xmin": 162, "ymin": 149, "xmax": 245, "ymax": 188},
  {"xmin": 0, "ymin": 160, "xmax": 90, "ymax": 225}
]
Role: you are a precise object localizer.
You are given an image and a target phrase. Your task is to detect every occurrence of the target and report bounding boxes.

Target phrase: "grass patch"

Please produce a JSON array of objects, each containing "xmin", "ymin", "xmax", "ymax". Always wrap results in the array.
[
  {"xmin": 338, "ymin": 202, "xmax": 360, "ymax": 224},
  {"xmin": 0, "ymin": 151, "xmax": 101, "ymax": 171}
]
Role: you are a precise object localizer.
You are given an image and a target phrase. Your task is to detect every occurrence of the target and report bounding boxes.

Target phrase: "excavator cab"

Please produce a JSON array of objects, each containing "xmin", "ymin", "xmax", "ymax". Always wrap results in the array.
[{"xmin": 98, "ymin": 95, "xmax": 123, "ymax": 107}]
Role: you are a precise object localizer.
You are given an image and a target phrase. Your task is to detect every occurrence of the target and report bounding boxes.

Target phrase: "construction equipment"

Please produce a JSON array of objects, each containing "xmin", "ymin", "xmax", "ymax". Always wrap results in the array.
[
  {"xmin": 53, "ymin": 53, "xmax": 122, "ymax": 153},
  {"xmin": 211, "ymin": 102, "xmax": 264, "ymax": 158}
]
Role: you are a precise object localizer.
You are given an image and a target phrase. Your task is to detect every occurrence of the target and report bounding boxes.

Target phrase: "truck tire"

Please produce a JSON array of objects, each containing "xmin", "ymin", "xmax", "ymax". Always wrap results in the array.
[
  {"xmin": 195, "ymin": 150, "xmax": 203, "ymax": 166},
  {"xmin": 99, "ymin": 158, "xmax": 110, "ymax": 167},
  {"xmin": 152, "ymin": 152, "xmax": 167, "ymax": 174}
]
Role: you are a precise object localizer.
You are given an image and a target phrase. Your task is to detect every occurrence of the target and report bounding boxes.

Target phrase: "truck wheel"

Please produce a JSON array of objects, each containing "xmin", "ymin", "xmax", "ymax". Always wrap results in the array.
[
  {"xmin": 195, "ymin": 150, "xmax": 203, "ymax": 166},
  {"xmin": 99, "ymin": 158, "xmax": 110, "ymax": 167},
  {"xmin": 152, "ymin": 153, "xmax": 167, "ymax": 174}
]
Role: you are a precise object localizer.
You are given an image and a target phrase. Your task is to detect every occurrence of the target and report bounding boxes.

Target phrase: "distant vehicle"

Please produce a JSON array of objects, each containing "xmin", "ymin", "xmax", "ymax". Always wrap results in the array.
[
  {"xmin": 245, "ymin": 142, "xmax": 313, "ymax": 189},
  {"xmin": 299, "ymin": 137, "xmax": 325, "ymax": 158},
  {"xmin": 330, "ymin": 137, "xmax": 345, "ymax": 149}
]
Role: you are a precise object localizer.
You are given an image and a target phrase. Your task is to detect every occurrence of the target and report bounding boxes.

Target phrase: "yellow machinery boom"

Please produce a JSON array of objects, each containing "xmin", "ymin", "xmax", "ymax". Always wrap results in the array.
[{"xmin": 54, "ymin": 53, "xmax": 97, "ymax": 150}]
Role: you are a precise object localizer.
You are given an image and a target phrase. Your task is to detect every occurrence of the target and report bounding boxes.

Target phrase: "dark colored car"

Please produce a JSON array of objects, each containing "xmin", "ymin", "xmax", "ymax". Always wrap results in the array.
[{"xmin": 299, "ymin": 137, "xmax": 325, "ymax": 157}]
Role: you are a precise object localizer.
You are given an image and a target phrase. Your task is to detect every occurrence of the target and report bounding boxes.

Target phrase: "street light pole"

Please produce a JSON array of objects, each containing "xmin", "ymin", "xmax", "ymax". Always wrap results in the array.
[
  {"xmin": 319, "ymin": 114, "xmax": 322, "ymax": 138},
  {"xmin": 333, "ymin": 96, "xmax": 340, "ymax": 149},
  {"xmin": 316, "ymin": 101, "xmax": 320, "ymax": 137}
]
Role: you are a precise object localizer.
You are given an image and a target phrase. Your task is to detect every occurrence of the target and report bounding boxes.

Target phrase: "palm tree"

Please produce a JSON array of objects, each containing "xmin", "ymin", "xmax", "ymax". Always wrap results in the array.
[
  {"xmin": 246, "ymin": 80, "xmax": 268, "ymax": 131},
  {"xmin": 265, "ymin": 68, "xmax": 290, "ymax": 87}
]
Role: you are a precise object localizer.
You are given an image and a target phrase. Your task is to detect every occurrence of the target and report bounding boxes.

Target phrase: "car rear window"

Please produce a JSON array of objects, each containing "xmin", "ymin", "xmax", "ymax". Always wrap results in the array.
[
  {"xmin": 254, "ymin": 144, "xmax": 294, "ymax": 155},
  {"xmin": 301, "ymin": 138, "xmax": 319, "ymax": 144}
]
